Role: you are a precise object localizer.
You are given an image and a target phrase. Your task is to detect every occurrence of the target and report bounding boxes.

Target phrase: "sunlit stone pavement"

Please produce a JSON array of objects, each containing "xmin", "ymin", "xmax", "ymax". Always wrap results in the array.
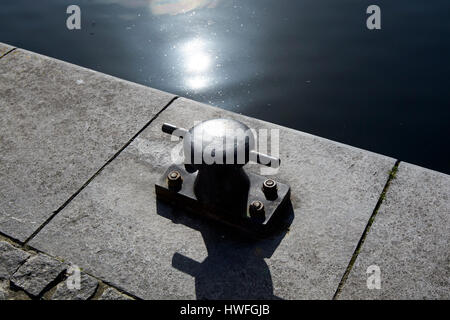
[{"xmin": 0, "ymin": 42, "xmax": 448, "ymax": 300}]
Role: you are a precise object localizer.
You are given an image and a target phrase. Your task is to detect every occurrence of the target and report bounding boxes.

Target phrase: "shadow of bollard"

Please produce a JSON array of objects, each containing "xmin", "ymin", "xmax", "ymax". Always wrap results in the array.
[{"xmin": 156, "ymin": 200, "xmax": 294, "ymax": 300}]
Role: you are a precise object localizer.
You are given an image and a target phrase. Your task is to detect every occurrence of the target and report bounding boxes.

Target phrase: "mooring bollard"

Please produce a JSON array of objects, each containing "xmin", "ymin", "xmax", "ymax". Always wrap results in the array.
[{"xmin": 155, "ymin": 118, "xmax": 291, "ymax": 236}]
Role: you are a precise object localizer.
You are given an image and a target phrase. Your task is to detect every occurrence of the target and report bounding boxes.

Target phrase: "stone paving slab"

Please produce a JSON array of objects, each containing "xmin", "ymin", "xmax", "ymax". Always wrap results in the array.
[
  {"xmin": 99, "ymin": 287, "xmax": 133, "ymax": 300},
  {"xmin": 30, "ymin": 98, "xmax": 396, "ymax": 299},
  {"xmin": 11, "ymin": 253, "xmax": 66, "ymax": 297},
  {"xmin": 339, "ymin": 163, "xmax": 450, "ymax": 299},
  {"xmin": 0, "ymin": 279, "xmax": 30, "ymax": 300},
  {"xmin": 50, "ymin": 272, "xmax": 98, "ymax": 300},
  {"xmin": 0, "ymin": 241, "xmax": 30, "ymax": 280},
  {"xmin": 1, "ymin": 236, "xmax": 140, "ymax": 300},
  {"xmin": 0, "ymin": 43, "xmax": 14, "ymax": 58},
  {"xmin": 0, "ymin": 45, "xmax": 175, "ymax": 242}
]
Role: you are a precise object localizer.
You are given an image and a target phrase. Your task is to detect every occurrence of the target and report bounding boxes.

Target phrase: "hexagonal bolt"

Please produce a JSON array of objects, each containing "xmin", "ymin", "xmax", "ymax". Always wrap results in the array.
[
  {"xmin": 167, "ymin": 170, "xmax": 183, "ymax": 190},
  {"xmin": 249, "ymin": 200, "xmax": 265, "ymax": 218},
  {"xmin": 262, "ymin": 179, "xmax": 278, "ymax": 199}
]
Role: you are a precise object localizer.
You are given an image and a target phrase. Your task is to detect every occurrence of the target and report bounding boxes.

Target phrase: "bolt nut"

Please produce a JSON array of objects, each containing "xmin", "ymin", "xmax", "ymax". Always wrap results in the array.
[
  {"xmin": 262, "ymin": 179, "xmax": 278, "ymax": 199},
  {"xmin": 249, "ymin": 200, "xmax": 265, "ymax": 218},
  {"xmin": 167, "ymin": 170, "xmax": 182, "ymax": 190}
]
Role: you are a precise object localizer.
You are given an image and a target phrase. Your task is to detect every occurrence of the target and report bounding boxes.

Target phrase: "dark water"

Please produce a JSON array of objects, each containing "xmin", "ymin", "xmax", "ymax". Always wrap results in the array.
[{"xmin": 1, "ymin": 0, "xmax": 449, "ymax": 174}]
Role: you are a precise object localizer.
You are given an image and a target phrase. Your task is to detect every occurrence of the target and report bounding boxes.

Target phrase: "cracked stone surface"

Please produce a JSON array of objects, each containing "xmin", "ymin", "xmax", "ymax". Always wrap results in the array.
[
  {"xmin": 0, "ymin": 46, "xmax": 175, "ymax": 242},
  {"xmin": 0, "ymin": 42, "xmax": 14, "ymax": 58},
  {"xmin": 0, "ymin": 241, "xmax": 31, "ymax": 280},
  {"xmin": 339, "ymin": 163, "xmax": 450, "ymax": 299},
  {"xmin": 30, "ymin": 97, "xmax": 396, "ymax": 299},
  {"xmin": 99, "ymin": 287, "xmax": 133, "ymax": 300},
  {"xmin": 51, "ymin": 272, "xmax": 99, "ymax": 300},
  {"xmin": 11, "ymin": 254, "xmax": 66, "ymax": 297}
]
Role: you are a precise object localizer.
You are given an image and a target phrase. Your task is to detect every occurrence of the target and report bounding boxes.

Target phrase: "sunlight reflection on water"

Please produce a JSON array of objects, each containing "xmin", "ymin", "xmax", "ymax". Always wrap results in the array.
[
  {"xmin": 150, "ymin": 0, "xmax": 221, "ymax": 16},
  {"xmin": 181, "ymin": 38, "xmax": 214, "ymax": 90},
  {"xmin": 3, "ymin": 0, "xmax": 449, "ymax": 173}
]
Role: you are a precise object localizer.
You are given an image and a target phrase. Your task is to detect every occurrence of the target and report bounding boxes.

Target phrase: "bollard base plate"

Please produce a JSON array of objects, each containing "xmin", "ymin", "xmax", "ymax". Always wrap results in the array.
[{"xmin": 155, "ymin": 164, "xmax": 291, "ymax": 237}]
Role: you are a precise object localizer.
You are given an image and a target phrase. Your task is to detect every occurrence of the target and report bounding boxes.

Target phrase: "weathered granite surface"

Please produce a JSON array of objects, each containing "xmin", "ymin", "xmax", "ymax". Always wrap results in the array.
[
  {"xmin": 0, "ymin": 46, "xmax": 176, "ymax": 242},
  {"xmin": 0, "ymin": 43, "xmax": 14, "ymax": 58},
  {"xmin": 99, "ymin": 287, "xmax": 133, "ymax": 300},
  {"xmin": 51, "ymin": 272, "xmax": 99, "ymax": 300},
  {"xmin": 10, "ymin": 253, "xmax": 66, "ymax": 297},
  {"xmin": 0, "ymin": 279, "xmax": 30, "ymax": 300},
  {"xmin": 0, "ymin": 283, "xmax": 5, "ymax": 300},
  {"xmin": 0, "ymin": 238, "xmax": 131, "ymax": 300},
  {"xmin": 0, "ymin": 241, "xmax": 30, "ymax": 280},
  {"xmin": 30, "ymin": 98, "xmax": 396, "ymax": 299},
  {"xmin": 339, "ymin": 163, "xmax": 450, "ymax": 299}
]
